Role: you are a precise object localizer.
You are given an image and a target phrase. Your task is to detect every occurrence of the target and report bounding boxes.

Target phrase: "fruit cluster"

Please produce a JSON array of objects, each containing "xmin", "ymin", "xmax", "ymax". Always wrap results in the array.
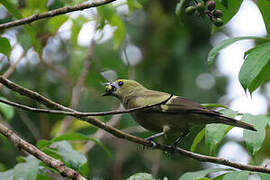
[{"xmin": 185, "ymin": 0, "xmax": 224, "ymax": 27}]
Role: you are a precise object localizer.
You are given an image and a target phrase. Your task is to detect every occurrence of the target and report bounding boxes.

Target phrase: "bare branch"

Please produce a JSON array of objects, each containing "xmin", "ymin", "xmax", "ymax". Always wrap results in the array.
[
  {"xmin": 0, "ymin": 0, "xmax": 116, "ymax": 30},
  {"xmin": 0, "ymin": 122, "xmax": 86, "ymax": 180},
  {"xmin": 1, "ymin": 76, "xmax": 270, "ymax": 174}
]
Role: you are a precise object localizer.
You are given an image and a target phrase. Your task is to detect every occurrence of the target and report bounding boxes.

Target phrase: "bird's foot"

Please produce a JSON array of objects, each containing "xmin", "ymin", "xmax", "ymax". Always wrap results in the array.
[{"xmin": 145, "ymin": 137, "xmax": 157, "ymax": 148}]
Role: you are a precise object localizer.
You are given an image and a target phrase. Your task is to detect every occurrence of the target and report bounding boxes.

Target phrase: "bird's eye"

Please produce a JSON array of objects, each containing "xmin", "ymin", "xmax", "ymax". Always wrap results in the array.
[{"xmin": 118, "ymin": 81, "xmax": 124, "ymax": 86}]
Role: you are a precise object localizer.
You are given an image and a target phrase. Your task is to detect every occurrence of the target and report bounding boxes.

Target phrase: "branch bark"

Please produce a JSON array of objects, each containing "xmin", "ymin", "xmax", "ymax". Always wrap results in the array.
[
  {"xmin": 0, "ymin": 122, "xmax": 86, "ymax": 180},
  {"xmin": 1, "ymin": 76, "xmax": 270, "ymax": 174},
  {"xmin": 0, "ymin": 0, "xmax": 116, "ymax": 30}
]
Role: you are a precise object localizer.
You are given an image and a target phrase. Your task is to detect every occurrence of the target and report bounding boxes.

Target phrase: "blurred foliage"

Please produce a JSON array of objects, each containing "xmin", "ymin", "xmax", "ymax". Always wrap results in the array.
[{"xmin": 0, "ymin": 0, "xmax": 269, "ymax": 179}]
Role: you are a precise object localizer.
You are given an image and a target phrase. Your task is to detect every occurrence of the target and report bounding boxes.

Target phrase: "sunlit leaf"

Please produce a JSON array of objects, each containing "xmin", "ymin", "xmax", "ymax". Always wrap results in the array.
[
  {"xmin": 0, "ymin": 169, "xmax": 14, "ymax": 180},
  {"xmin": 239, "ymin": 42, "xmax": 270, "ymax": 93},
  {"xmin": 242, "ymin": 114, "xmax": 269, "ymax": 155},
  {"xmin": 37, "ymin": 133, "xmax": 111, "ymax": 157},
  {"xmin": 178, "ymin": 169, "xmax": 230, "ymax": 180},
  {"xmin": 191, "ymin": 128, "xmax": 205, "ymax": 152},
  {"xmin": 0, "ymin": 97, "xmax": 14, "ymax": 121},
  {"xmin": 48, "ymin": 15, "xmax": 69, "ymax": 34},
  {"xmin": 222, "ymin": 171, "xmax": 249, "ymax": 180},
  {"xmin": 259, "ymin": 172, "xmax": 270, "ymax": 180},
  {"xmin": 127, "ymin": 0, "xmax": 143, "ymax": 15},
  {"xmin": 13, "ymin": 156, "xmax": 40, "ymax": 180},
  {"xmin": 52, "ymin": 141, "xmax": 87, "ymax": 170},
  {"xmin": 205, "ymin": 109, "xmax": 238, "ymax": 154},
  {"xmin": 127, "ymin": 173, "xmax": 155, "ymax": 180}
]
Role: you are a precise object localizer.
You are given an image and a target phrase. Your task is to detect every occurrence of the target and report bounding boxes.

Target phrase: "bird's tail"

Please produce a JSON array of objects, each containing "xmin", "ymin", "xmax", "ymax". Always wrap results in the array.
[{"xmin": 218, "ymin": 115, "xmax": 257, "ymax": 131}]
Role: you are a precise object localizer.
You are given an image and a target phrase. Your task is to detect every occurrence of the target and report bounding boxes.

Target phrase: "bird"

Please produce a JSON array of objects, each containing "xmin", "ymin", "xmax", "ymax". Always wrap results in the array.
[{"xmin": 103, "ymin": 79, "xmax": 256, "ymax": 146}]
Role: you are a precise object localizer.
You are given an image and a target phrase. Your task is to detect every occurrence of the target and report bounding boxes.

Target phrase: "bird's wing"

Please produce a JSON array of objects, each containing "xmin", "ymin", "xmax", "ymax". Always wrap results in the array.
[{"xmin": 149, "ymin": 96, "xmax": 220, "ymax": 116}]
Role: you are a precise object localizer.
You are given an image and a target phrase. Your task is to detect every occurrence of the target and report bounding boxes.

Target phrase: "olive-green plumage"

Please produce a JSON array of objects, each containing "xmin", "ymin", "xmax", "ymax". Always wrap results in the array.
[{"xmin": 103, "ymin": 79, "xmax": 256, "ymax": 139}]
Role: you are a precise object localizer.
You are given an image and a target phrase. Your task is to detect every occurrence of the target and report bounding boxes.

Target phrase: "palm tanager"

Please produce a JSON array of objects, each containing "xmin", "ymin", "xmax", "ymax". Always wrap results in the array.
[{"xmin": 103, "ymin": 79, "xmax": 256, "ymax": 146}]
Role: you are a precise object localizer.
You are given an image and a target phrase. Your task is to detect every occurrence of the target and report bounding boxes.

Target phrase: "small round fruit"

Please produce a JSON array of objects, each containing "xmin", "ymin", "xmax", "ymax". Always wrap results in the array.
[
  {"xmin": 196, "ymin": 2, "xmax": 205, "ymax": 13},
  {"xmin": 213, "ymin": 9, "xmax": 223, "ymax": 18},
  {"xmin": 214, "ymin": 18, "xmax": 223, "ymax": 26},
  {"xmin": 207, "ymin": 0, "xmax": 216, "ymax": 11},
  {"xmin": 185, "ymin": 6, "xmax": 196, "ymax": 15}
]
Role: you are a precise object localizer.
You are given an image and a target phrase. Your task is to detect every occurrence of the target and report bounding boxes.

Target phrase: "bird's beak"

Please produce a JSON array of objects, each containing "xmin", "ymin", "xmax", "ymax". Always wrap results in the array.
[{"xmin": 102, "ymin": 82, "xmax": 116, "ymax": 96}]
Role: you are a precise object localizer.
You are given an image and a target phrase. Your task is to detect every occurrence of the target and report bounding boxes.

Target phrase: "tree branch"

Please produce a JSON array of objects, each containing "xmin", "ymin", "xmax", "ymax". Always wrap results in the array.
[
  {"xmin": 0, "ymin": 122, "xmax": 86, "ymax": 180},
  {"xmin": 0, "ymin": 0, "xmax": 116, "ymax": 30},
  {"xmin": 1, "ymin": 76, "xmax": 270, "ymax": 174}
]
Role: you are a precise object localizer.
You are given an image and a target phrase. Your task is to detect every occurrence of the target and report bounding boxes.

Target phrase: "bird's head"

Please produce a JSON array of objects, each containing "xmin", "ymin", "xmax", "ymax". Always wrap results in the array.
[{"xmin": 103, "ymin": 79, "xmax": 145, "ymax": 99}]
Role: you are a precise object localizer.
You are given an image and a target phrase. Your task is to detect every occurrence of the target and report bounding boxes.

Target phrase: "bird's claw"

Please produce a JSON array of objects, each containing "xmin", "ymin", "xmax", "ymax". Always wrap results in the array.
[{"xmin": 144, "ymin": 137, "xmax": 157, "ymax": 148}]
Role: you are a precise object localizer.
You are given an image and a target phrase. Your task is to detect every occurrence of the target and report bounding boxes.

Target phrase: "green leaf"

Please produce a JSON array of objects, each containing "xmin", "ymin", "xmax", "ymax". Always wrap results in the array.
[
  {"xmin": 207, "ymin": 36, "xmax": 269, "ymax": 65},
  {"xmin": 52, "ymin": 141, "xmax": 87, "ymax": 170},
  {"xmin": 178, "ymin": 169, "xmax": 230, "ymax": 180},
  {"xmin": 191, "ymin": 128, "xmax": 205, "ymax": 152},
  {"xmin": 242, "ymin": 114, "xmax": 269, "ymax": 155},
  {"xmin": 37, "ymin": 133, "xmax": 111, "ymax": 157},
  {"xmin": 127, "ymin": 173, "xmax": 155, "ymax": 180},
  {"xmin": 0, "ymin": 0, "xmax": 22, "ymax": 19},
  {"xmin": 222, "ymin": 171, "xmax": 249, "ymax": 180},
  {"xmin": 110, "ymin": 15, "xmax": 126, "ymax": 49},
  {"xmin": 0, "ymin": 37, "xmax": 11, "ymax": 57},
  {"xmin": 0, "ymin": 169, "xmax": 14, "ymax": 180},
  {"xmin": 258, "ymin": 0, "xmax": 270, "ymax": 36},
  {"xmin": 175, "ymin": 0, "xmax": 187, "ymax": 16},
  {"xmin": 205, "ymin": 109, "xmax": 238, "ymax": 154},
  {"xmin": 48, "ymin": 15, "xmax": 69, "ymax": 34},
  {"xmin": 0, "ymin": 97, "xmax": 14, "ymax": 121},
  {"xmin": 259, "ymin": 172, "xmax": 270, "ymax": 180},
  {"xmin": 239, "ymin": 42, "xmax": 270, "ymax": 93},
  {"xmin": 71, "ymin": 15, "xmax": 88, "ymax": 45},
  {"xmin": 17, "ymin": 34, "xmax": 33, "ymax": 51},
  {"xmin": 202, "ymin": 104, "xmax": 228, "ymax": 109},
  {"xmin": 127, "ymin": 0, "xmax": 143, "ymax": 15},
  {"xmin": 196, "ymin": 178, "xmax": 212, "ymax": 180},
  {"xmin": 13, "ymin": 156, "xmax": 40, "ymax": 180},
  {"xmin": 212, "ymin": 0, "xmax": 242, "ymax": 28}
]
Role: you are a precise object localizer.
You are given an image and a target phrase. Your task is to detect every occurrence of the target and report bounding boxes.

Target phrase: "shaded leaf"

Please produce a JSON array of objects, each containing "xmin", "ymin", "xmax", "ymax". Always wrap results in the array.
[
  {"xmin": 242, "ymin": 114, "xmax": 269, "ymax": 155},
  {"xmin": 178, "ymin": 169, "xmax": 230, "ymax": 180},
  {"xmin": 191, "ymin": 128, "xmax": 205, "ymax": 152},
  {"xmin": 239, "ymin": 42, "xmax": 270, "ymax": 93},
  {"xmin": 207, "ymin": 36, "xmax": 269, "ymax": 65},
  {"xmin": 0, "ymin": 97, "xmax": 14, "ymax": 121},
  {"xmin": 205, "ymin": 109, "xmax": 238, "ymax": 154},
  {"xmin": 0, "ymin": 37, "xmax": 11, "ymax": 57}
]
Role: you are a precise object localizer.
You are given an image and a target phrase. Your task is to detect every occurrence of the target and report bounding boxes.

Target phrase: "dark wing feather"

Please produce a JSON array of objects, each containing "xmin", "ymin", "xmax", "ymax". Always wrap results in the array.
[{"xmin": 155, "ymin": 96, "xmax": 220, "ymax": 116}]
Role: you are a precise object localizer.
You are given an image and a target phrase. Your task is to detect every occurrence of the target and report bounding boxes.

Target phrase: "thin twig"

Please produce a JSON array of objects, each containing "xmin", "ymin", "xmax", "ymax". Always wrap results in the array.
[
  {"xmin": 60, "ymin": 25, "xmax": 97, "ymax": 134},
  {"xmin": 0, "ymin": 122, "xmax": 86, "ymax": 180},
  {"xmin": 0, "ymin": 0, "xmax": 116, "ymax": 30},
  {"xmin": 0, "ymin": 52, "xmax": 25, "ymax": 89},
  {"xmin": 1, "ymin": 77, "xmax": 270, "ymax": 174},
  {"xmin": 0, "ymin": 94, "xmax": 172, "ymax": 117}
]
